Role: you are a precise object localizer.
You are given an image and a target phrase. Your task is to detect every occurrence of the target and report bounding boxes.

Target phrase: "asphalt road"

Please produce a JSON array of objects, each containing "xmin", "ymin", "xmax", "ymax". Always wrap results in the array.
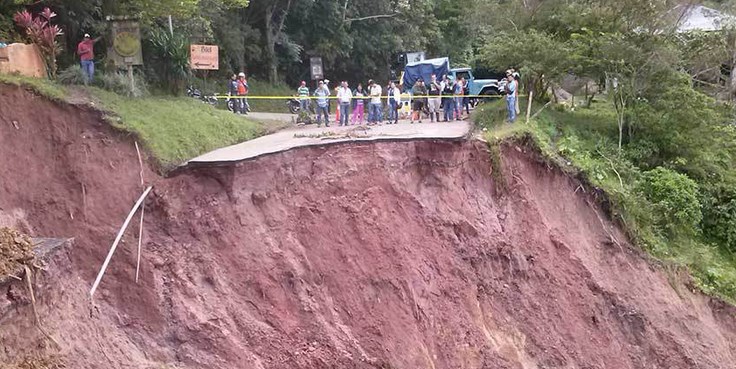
[{"xmin": 186, "ymin": 120, "xmax": 473, "ymax": 166}]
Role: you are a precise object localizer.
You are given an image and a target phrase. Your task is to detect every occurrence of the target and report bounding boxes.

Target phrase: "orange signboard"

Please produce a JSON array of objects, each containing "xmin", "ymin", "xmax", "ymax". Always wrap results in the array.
[{"xmin": 190, "ymin": 44, "xmax": 218, "ymax": 70}]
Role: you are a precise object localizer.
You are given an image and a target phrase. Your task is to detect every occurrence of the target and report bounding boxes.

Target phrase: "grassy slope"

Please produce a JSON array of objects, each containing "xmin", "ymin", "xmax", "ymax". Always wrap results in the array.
[
  {"xmin": 474, "ymin": 99, "xmax": 736, "ymax": 303},
  {"xmin": 0, "ymin": 73, "xmax": 67, "ymax": 101},
  {"xmin": 0, "ymin": 74, "xmax": 266, "ymax": 170},
  {"xmin": 90, "ymin": 88, "xmax": 264, "ymax": 170}
]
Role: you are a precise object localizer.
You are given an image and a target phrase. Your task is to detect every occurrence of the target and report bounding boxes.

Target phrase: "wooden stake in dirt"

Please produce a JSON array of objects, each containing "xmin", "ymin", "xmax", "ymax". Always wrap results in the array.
[
  {"xmin": 134, "ymin": 141, "xmax": 144, "ymax": 186},
  {"xmin": 525, "ymin": 90, "xmax": 534, "ymax": 124},
  {"xmin": 24, "ymin": 265, "xmax": 60, "ymax": 349},
  {"xmin": 134, "ymin": 141, "xmax": 145, "ymax": 284},
  {"xmin": 135, "ymin": 204, "xmax": 144, "ymax": 284},
  {"xmin": 90, "ymin": 186, "xmax": 152, "ymax": 298}
]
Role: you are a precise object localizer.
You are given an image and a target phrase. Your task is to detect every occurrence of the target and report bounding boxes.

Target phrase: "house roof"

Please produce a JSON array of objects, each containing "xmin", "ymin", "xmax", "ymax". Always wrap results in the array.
[{"xmin": 677, "ymin": 5, "xmax": 735, "ymax": 32}]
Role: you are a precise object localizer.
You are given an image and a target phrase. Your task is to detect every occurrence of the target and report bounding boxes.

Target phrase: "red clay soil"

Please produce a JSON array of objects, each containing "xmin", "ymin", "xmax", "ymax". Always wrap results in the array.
[{"xmin": 1, "ymin": 83, "xmax": 735, "ymax": 369}]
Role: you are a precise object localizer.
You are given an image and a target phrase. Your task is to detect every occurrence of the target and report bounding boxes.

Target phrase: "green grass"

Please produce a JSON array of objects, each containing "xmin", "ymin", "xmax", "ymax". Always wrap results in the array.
[
  {"xmin": 0, "ymin": 73, "xmax": 67, "ymax": 101},
  {"xmin": 89, "ymin": 88, "xmax": 265, "ymax": 170},
  {"xmin": 247, "ymin": 78, "xmax": 295, "ymax": 113},
  {"xmin": 475, "ymin": 98, "xmax": 736, "ymax": 303}
]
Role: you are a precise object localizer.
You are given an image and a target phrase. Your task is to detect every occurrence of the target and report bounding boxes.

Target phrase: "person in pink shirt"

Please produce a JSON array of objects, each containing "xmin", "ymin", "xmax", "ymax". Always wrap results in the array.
[
  {"xmin": 351, "ymin": 83, "xmax": 366, "ymax": 124},
  {"xmin": 77, "ymin": 33, "xmax": 101, "ymax": 84}
]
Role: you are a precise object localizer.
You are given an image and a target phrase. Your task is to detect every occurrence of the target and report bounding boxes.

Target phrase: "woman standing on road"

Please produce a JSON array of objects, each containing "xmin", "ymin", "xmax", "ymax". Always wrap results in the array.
[{"xmin": 352, "ymin": 83, "xmax": 366, "ymax": 124}]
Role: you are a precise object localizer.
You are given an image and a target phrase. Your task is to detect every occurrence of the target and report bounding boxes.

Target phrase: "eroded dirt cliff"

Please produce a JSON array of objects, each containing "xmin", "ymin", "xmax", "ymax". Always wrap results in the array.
[{"xmin": 1, "ymin": 84, "xmax": 735, "ymax": 369}]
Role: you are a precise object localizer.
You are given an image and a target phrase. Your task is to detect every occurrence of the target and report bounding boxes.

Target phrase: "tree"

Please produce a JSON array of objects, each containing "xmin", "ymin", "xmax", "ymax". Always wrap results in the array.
[{"xmin": 478, "ymin": 29, "xmax": 571, "ymax": 98}]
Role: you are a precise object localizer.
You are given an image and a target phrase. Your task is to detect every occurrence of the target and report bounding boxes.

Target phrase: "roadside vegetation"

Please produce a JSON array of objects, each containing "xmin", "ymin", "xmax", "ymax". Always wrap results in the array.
[
  {"xmin": 0, "ymin": 73, "xmax": 264, "ymax": 170},
  {"xmin": 475, "ymin": 96, "xmax": 736, "ymax": 303}
]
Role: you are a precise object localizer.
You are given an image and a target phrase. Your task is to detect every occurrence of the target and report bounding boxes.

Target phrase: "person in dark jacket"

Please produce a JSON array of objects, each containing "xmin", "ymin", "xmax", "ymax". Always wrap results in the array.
[
  {"xmin": 442, "ymin": 76, "xmax": 456, "ymax": 122},
  {"xmin": 226, "ymin": 74, "xmax": 238, "ymax": 113},
  {"xmin": 411, "ymin": 79, "xmax": 428, "ymax": 123}
]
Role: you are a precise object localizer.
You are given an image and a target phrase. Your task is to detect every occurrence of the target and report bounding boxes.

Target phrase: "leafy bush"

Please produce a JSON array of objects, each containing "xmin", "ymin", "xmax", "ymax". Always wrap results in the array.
[
  {"xmin": 702, "ymin": 183, "xmax": 736, "ymax": 254},
  {"xmin": 56, "ymin": 65, "xmax": 87, "ymax": 85},
  {"xmin": 630, "ymin": 80, "xmax": 729, "ymax": 178},
  {"xmin": 637, "ymin": 167, "xmax": 702, "ymax": 238},
  {"xmin": 97, "ymin": 72, "xmax": 149, "ymax": 98}
]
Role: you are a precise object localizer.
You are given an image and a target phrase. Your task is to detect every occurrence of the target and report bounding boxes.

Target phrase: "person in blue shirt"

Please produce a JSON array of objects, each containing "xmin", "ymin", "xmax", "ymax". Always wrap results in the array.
[
  {"xmin": 314, "ymin": 80, "xmax": 330, "ymax": 127},
  {"xmin": 505, "ymin": 72, "xmax": 517, "ymax": 123}
]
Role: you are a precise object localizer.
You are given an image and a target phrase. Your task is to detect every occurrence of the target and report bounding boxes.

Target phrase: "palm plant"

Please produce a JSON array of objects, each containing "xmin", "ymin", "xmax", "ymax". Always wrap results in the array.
[
  {"xmin": 13, "ymin": 8, "xmax": 63, "ymax": 78},
  {"xmin": 147, "ymin": 27, "xmax": 190, "ymax": 94}
]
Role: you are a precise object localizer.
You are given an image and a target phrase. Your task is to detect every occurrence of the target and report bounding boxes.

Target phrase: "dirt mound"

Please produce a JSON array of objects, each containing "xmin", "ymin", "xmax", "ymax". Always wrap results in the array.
[
  {"xmin": 0, "ymin": 227, "xmax": 34, "ymax": 279},
  {"xmin": 1, "ymin": 83, "xmax": 735, "ymax": 368}
]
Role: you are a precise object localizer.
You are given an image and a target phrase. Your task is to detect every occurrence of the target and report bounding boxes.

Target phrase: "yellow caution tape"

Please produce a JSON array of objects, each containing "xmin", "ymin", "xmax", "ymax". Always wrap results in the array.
[{"xmin": 211, "ymin": 94, "xmax": 524, "ymax": 100}]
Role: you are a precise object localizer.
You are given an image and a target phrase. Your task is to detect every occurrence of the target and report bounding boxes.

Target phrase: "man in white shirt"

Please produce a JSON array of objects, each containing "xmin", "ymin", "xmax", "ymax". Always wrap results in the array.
[
  {"xmin": 368, "ymin": 80, "xmax": 383, "ymax": 125},
  {"xmin": 387, "ymin": 81, "xmax": 402, "ymax": 124},
  {"xmin": 337, "ymin": 81, "xmax": 353, "ymax": 126},
  {"xmin": 505, "ymin": 72, "xmax": 517, "ymax": 123}
]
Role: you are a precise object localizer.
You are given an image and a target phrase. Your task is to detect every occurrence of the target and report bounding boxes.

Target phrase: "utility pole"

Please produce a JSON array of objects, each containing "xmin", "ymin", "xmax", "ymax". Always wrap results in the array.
[{"xmin": 168, "ymin": 15, "xmax": 173, "ymax": 36}]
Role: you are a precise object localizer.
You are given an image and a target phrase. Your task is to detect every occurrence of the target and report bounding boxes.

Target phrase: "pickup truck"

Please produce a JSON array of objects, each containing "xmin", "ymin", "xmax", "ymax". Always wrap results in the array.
[
  {"xmin": 402, "ymin": 57, "xmax": 506, "ymax": 99},
  {"xmin": 449, "ymin": 67, "xmax": 506, "ymax": 97}
]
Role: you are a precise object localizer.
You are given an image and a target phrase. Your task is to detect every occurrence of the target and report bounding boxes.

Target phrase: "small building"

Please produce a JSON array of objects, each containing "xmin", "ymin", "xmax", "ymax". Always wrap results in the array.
[{"xmin": 677, "ymin": 5, "xmax": 735, "ymax": 32}]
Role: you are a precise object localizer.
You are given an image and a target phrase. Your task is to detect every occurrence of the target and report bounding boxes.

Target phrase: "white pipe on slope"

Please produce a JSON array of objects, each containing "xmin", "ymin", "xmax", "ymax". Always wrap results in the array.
[{"xmin": 90, "ymin": 186, "xmax": 153, "ymax": 298}]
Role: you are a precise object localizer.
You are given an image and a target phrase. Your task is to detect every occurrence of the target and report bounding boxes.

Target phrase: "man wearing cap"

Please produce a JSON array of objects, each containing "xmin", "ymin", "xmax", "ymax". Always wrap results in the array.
[
  {"xmin": 323, "ymin": 79, "xmax": 331, "ymax": 114},
  {"xmin": 367, "ymin": 79, "xmax": 383, "ymax": 125},
  {"xmin": 337, "ymin": 81, "xmax": 353, "ymax": 126},
  {"xmin": 77, "ymin": 34, "xmax": 101, "ymax": 84},
  {"xmin": 505, "ymin": 72, "xmax": 518, "ymax": 123},
  {"xmin": 297, "ymin": 81, "xmax": 310, "ymax": 111},
  {"xmin": 314, "ymin": 80, "xmax": 330, "ymax": 127}
]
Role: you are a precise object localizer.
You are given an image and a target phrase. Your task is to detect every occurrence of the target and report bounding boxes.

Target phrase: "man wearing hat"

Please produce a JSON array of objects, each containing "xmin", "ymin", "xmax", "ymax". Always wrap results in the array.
[
  {"xmin": 77, "ymin": 33, "xmax": 101, "ymax": 84},
  {"xmin": 314, "ymin": 80, "xmax": 330, "ymax": 127},
  {"xmin": 505, "ymin": 71, "xmax": 518, "ymax": 123}
]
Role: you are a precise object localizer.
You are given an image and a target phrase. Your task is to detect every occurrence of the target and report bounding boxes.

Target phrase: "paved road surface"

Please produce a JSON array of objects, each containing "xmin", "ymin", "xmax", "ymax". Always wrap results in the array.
[
  {"xmin": 186, "ymin": 120, "xmax": 473, "ymax": 166},
  {"xmin": 246, "ymin": 112, "xmax": 295, "ymax": 124}
]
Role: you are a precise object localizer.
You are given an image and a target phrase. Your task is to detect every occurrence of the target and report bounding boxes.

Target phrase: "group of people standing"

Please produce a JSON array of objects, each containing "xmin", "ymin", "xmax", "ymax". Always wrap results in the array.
[
  {"xmin": 227, "ymin": 72, "xmax": 251, "ymax": 114},
  {"xmin": 409, "ymin": 74, "xmax": 473, "ymax": 124},
  {"xmin": 297, "ymin": 73, "xmax": 480, "ymax": 127},
  {"xmin": 301, "ymin": 79, "xmax": 398, "ymax": 127}
]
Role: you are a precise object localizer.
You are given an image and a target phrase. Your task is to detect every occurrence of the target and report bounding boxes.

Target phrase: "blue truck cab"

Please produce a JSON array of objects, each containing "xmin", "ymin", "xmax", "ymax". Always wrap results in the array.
[
  {"xmin": 449, "ymin": 67, "xmax": 506, "ymax": 96},
  {"xmin": 402, "ymin": 57, "xmax": 506, "ymax": 98}
]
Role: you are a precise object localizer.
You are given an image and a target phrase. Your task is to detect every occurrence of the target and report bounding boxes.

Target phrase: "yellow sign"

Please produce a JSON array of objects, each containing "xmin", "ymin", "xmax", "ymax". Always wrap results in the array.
[
  {"xmin": 190, "ymin": 44, "xmax": 218, "ymax": 70},
  {"xmin": 108, "ymin": 17, "xmax": 142, "ymax": 66},
  {"xmin": 113, "ymin": 32, "xmax": 140, "ymax": 57}
]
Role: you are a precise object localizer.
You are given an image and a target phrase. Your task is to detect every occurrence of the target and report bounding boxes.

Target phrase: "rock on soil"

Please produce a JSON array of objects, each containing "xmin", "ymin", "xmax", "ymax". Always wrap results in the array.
[{"xmin": 0, "ymin": 83, "xmax": 735, "ymax": 369}]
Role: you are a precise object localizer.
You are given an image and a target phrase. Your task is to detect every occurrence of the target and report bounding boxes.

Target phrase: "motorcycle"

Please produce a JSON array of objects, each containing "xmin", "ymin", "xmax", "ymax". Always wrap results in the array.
[
  {"xmin": 186, "ymin": 86, "xmax": 218, "ymax": 106},
  {"xmin": 287, "ymin": 98, "xmax": 315, "ymax": 115}
]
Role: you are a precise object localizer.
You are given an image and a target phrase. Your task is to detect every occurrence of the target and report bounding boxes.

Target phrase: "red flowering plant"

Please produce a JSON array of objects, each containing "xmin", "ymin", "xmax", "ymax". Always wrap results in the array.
[{"xmin": 13, "ymin": 8, "xmax": 64, "ymax": 78}]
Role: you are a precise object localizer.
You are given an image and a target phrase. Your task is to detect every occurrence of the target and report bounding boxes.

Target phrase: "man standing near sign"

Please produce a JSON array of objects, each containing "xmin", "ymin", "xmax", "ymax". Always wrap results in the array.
[
  {"xmin": 77, "ymin": 33, "xmax": 101, "ymax": 84},
  {"xmin": 337, "ymin": 81, "xmax": 353, "ymax": 126},
  {"xmin": 314, "ymin": 80, "xmax": 330, "ymax": 127},
  {"xmin": 297, "ymin": 81, "xmax": 310, "ymax": 111}
]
